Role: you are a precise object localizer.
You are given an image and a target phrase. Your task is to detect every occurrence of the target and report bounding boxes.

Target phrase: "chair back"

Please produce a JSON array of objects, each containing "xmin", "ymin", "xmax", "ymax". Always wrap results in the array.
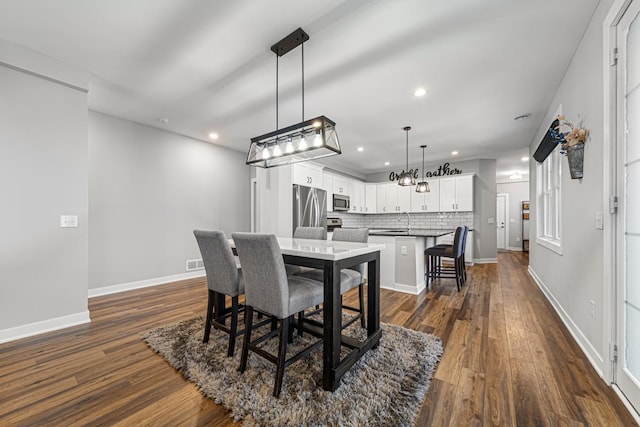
[
  {"xmin": 332, "ymin": 227, "xmax": 369, "ymax": 244},
  {"xmin": 194, "ymin": 230, "xmax": 241, "ymax": 296},
  {"xmin": 332, "ymin": 228, "xmax": 369, "ymax": 274},
  {"xmin": 461, "ymin": 226, "xmax": 469, "ymax": 254},
  {"xmin": 294, "ymin": 226, "xmax": 327, "ymax": 240},
  {"xmin": 453, "ymin": 226, "xmax": 465, "ymax": 258},
  {"xmin": 232, "ymin": 233, "xmax": 289, "ymax": 319}
]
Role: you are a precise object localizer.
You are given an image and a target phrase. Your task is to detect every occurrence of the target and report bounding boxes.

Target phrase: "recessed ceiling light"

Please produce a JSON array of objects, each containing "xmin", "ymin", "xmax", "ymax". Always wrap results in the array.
[
  {"xmin": 158, "ymin": 117, "xmax": 169, "ymax": 124},
  {"xmin": 451, "ymin": 150, "xmax": 459, "ymax": 156},
  {"xmin": 384, "ymin": 161, "xmax": 390, "ymax": 166},
  {"xmin": 514, "ymin": 113, "xmax": 530, "ymax": 121},
  {"xmin": 209, "ymin": 132, "xmax": 219, "ymax": 140},
  {"xmin": 357, "ymin": 147, "xmax": 364, "ymax": 152},
  {"xmin": 414, "ymin": 87, "xmax": 427, "ymax": 97},
  {"xmin": 521, "ymin": 156, "xmax": 528, "ymax": 162}
]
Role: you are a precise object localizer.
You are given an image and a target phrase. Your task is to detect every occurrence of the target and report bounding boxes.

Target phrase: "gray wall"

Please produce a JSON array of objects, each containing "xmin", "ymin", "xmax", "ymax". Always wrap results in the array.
[
  {"xmin": 528, "ymin": 0, "xmax": 612, "ymax": 371},
  {"xmin": 497, "ymin": 181, "xmax": 530, "ymax": 249},
  {"xmin": 0, "ymin": 47, "xmax": 89, "ymax": 331},
  {"xmin": 88, "ymin": 112, "xmax": 251, "ymax": 289}
]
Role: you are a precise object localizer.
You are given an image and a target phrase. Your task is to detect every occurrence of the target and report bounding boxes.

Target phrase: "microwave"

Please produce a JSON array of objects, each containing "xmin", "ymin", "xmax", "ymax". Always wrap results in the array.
[{"xmin": 333, "ymin": 194, "xmax": 350, "ymax": 211}]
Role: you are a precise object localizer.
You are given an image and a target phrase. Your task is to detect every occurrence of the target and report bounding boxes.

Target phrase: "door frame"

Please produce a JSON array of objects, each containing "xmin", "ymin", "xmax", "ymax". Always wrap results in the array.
[
  {"xmin": 604, "ymin": 0, "xmax": 640, "ymax": 422},
  {"xmin": 496, "ymin": 193, "xmax": 509, "ymax": 250}
]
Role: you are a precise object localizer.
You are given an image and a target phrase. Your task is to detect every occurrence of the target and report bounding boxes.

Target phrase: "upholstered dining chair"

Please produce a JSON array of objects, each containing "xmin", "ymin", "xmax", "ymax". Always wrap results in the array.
[
  {"xmin": 430, "ymin": 226, "xmax": 469, "ymax": 284},
  {"xmin": 285, "ymin": 226, "xmax": 327, "ymax": 276},
  {"xmin": 232, "ymin": 232, "xmax": 325, "ymax": 398},
  {"xmin": 298, "ymin": 227, "xmax": 368, "ymax": 328},
  {"xmin": 193, "ymin": 230, "xmax": 244, "ymax": 357}
]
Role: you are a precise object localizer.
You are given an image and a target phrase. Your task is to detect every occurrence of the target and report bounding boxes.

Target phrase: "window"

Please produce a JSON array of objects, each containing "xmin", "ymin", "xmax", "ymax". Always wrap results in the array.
[{"xmin": 536, "ymin": 145, "xmax": 562, "ymax": 253}]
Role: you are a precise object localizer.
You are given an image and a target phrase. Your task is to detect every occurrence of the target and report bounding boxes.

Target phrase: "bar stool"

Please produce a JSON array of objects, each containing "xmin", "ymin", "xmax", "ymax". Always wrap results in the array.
[{"xmin": 425, "ymin": 226, "xmax": 466, "ymax": 291}]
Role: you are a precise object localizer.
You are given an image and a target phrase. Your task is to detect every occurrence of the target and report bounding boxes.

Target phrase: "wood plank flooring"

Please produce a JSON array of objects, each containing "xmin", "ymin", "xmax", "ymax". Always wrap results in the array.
[{"xmin": 0, "ymin": 252, "xmax": 636, "ymax": 426}]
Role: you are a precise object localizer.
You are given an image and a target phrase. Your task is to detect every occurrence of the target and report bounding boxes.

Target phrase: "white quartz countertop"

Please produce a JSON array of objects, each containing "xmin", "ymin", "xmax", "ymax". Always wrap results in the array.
[{"xmin": 230, "ymin": 237, "xmax": 385, "ymax": 261}]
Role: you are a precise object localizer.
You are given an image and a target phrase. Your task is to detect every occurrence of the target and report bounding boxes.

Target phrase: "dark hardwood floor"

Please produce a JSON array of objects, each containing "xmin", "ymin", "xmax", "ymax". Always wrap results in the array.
[{"xmin": 0, "ymin": 252, "xmax": 636, "ymax": 426}]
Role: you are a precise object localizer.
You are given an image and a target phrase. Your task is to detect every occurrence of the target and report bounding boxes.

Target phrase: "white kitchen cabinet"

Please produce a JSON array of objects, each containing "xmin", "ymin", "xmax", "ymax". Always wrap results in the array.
[
  {"xmin": 351, "ymin": 180, "xmax": 365, "ymax": 213},
  {"xmin": 439, "ymin": 174, "xmax": 474, "ymax": 212},
  {"xmin": 376, "ymin": 184, "xmax": 388, "ymax": 213},
  {"xmin": 384, "ymin": 183, "xmax": 411, "ymax": 213},
  {"xmin": 332, "ymin": 175, "xmax": 349, "ymax": 195},
  {"xmin": 364, "ymin": 183, "xmax": 377, "ymax": 214},
  {"xmin": 410, "ymin": 179, "xmax": 440, "ymax": 212},
  {"xmin": 292, "ymin": 163, "xmax": 323, "ymax": 189},
  {"xmin": 323, "ymin": 175, "xmax": 333, "ymax": 212}
]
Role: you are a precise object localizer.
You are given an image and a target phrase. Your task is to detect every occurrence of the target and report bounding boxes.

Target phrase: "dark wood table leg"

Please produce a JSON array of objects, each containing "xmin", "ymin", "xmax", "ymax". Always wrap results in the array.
[
  {"xmin": 367, "ymin": 253, "xmax": 380, "ymax": 343},
  {"xmin": 322, "ymin": 260, "xmax": 341, "ymax": 391}
]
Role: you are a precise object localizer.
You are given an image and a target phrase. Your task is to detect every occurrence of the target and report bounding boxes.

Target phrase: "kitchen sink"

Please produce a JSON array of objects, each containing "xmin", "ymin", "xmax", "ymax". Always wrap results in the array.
[{"xmin": 372, "ymin": 229, "xmax": 409, "ymax": 235}]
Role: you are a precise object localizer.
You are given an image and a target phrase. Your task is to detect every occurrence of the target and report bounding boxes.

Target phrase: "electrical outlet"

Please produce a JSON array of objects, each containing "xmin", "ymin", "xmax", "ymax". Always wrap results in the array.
[
  {"xmin": 516, "ymin": 237, "xmax": 521, "ymax": 242},
  {"xmin": 590, "ymin": 300, "xmax": 596, "ymax": 319},
  {"xmin": 59, "ymin": 215, "xmax": 78, "ymax": 228},
  {"xmin": 401, "ymin": 245, "xmax": 408, "ymax": 255}
]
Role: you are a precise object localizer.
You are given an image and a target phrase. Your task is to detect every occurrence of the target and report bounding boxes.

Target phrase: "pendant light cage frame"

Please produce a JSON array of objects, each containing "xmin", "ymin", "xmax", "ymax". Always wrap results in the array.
[
  {"xmin": 247, "ymin": 28, "xmax": 341, "ymax": 168},
  {"xmin": 398, "ymin": 126, "xmax": 416, "ymax": 186},
  {"xmin": 416, "ymin": 144, "xmax": 430, "ymax": 193}
]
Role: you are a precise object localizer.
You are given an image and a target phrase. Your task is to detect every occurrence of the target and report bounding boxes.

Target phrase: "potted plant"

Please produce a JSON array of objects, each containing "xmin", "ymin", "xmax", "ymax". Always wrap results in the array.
[{"xmin": 550, "ymin": 114, "xmax": 589, "ymax": 179}]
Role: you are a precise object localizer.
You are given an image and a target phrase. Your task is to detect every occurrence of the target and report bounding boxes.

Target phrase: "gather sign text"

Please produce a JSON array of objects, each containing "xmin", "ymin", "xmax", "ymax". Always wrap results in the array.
[{"xmin": 389, "ymin": 162, "xmax": 462, "ymax": 182}]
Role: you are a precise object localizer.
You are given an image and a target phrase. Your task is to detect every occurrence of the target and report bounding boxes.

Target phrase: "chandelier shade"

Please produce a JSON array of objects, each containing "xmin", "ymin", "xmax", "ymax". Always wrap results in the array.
[
  {"xmin": 247, "ymin": 28, "xmax": 340, "ymax": 168},
  {"xmin": 416, "ymin": 144, "xmax": 430, "ymax": 193},
  {"xmin": 398, "ymin": 126, "xmax": 416, "ymax": 186},
  {"xmin": 246, "ymin": 116, "xmax": 340, "ymax": 168}
]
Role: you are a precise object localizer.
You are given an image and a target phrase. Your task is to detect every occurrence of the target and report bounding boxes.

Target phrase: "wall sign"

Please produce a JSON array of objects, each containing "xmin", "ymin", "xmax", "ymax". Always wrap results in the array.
[{"xmin": 388, "ymin": 162, "xmax": 462, "ymax": 182}]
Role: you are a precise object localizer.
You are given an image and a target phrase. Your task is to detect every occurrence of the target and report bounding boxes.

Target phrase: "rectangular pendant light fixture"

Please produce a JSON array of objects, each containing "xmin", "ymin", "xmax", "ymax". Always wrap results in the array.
[{"xmin": 247, "ymin": 28, "xmax": 341, "ymax": 168}]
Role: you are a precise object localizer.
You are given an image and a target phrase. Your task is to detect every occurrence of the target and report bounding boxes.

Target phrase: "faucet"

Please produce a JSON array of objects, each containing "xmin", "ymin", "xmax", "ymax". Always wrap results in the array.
[{"xmin": 405, "ymin": 212, "xmax": 411, "ymax": 231}]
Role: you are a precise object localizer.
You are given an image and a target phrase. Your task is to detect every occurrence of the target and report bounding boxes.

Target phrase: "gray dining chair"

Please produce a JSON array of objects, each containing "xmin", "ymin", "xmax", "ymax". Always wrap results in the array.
[
  {"xmin": 285, "ymin": 226, "xmax": 327, "ymax": 276},
  {"xmin": 232, "ymin": 232, "xmax": 325, "ymax": 398},
  {"xmin": 298, "ymin": 227, "xmax": 368, "ymax": 328},
  {"xmin": 193, "ymin": 230, "xmax": 244, "ymax": 357}
]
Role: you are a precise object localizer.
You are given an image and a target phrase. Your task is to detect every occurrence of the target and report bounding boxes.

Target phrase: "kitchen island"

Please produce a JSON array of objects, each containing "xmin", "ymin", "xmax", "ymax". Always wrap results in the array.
[{"xmin": 368, "ymin": 228, "xmax": 472, "ymax": 294}]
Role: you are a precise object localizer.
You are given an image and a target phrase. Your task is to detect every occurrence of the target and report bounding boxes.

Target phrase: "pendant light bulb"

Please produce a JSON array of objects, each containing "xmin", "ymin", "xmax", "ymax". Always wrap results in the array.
[
  {"xmin": 299, "ymin": 135, "xmax": 308, "ymax": 151},
  {"xmin": 285, "ymin": 138, "xmax": 294, "ymax": 154},
  {"xmin": 262, "ymin": 146, "xmax": 270, "ymax": 160},
  {"xmin": 314, "ymin": 130, "xmax": 322, "ymax": 147},
  {"xmin": 272, "ymin": 144, "xmax": 282, "ymax": 157}
]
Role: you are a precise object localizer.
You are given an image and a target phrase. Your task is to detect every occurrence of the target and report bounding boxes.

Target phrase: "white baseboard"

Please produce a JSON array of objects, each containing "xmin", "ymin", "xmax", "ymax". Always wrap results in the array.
[
  {"xmin": 507, "ymin": 246, "xmax": 523, "ymax": 251},
  {"xmin": 612, "ymin": 384, "xmax": 640, "ymax": 425},
  {"xmin": 388, "ymin": 280, "xmax": 426, "ymax": 295},
  {"xmin": 474, "ymin": 258, "xmax": 497, "ymax": 264},
  {"xmin": 528, "ymin": 266, "xmax": 604, "ymax": 377},
  {"xmin": 0, "ymin": 311, "xmax": 91, "ymax": 344},
  {"xmin": 89, "ymin": 271, "xmax": 206, "ymax": 298}
]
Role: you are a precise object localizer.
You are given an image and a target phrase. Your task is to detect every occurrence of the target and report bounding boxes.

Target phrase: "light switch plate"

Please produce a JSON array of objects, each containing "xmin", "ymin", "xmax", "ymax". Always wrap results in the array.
[
  {"xmin": 595, "ymin": 212, "xmax": 603, "ymax": 230},
  {"xmin": 60, "ymin": 215, "xmax": 78, "ymax": 228},
  {"xmin": 401, "ymin": 245, "xmax": 408, "ymax": 255},
  {"xmin": 510, "ymin": 218, "xmax": 516, "ymax": 223},
  {"xmin": 488, "ymin": 218, "xmax": 495, "ymax": 224}
]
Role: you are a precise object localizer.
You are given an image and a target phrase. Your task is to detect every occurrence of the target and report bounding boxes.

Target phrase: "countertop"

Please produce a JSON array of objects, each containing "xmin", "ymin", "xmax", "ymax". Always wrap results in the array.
[{"xmin": 368, "ymin": 228, "xmax": 455, "ymax": 237}]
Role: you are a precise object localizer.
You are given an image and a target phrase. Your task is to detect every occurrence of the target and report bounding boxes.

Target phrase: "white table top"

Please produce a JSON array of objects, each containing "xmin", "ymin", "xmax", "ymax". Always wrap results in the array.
[{"xmin": 230, "ymin": 237, "xmax": 384, "ymax": 261}]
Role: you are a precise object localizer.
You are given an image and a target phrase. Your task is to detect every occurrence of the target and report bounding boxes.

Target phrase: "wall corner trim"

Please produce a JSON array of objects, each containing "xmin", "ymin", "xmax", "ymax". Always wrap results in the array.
[
  {"xmin": 473, "ymin": 258, "xmax": 497, "ymax": 264},
  {"xmin": 88, "ymin": 271, "xmax": 206, "ymax": 298},
  {"xmin": 528, "ymin": 266, "xmax": 604, "ymax": 377},
  {"xmin": 0, "ymin": 311, "xmax": 90, "ymax": 344}
]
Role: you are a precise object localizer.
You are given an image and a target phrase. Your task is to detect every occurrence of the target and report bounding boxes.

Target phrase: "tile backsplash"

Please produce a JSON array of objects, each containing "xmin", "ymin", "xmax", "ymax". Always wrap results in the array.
[{"xmin": 330, "ymin": 211, "xmax": 473, "ymax": 230}]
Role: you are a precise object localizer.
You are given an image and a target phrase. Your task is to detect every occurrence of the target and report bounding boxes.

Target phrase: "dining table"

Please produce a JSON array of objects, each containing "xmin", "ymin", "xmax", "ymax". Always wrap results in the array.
[{"xmin": 230, "ymin": 236, "xmax": 384, "ymax": 392}]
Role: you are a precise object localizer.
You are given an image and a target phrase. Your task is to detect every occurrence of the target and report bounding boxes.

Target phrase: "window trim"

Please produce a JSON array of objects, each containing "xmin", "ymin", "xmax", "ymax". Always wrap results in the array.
[{"xmin": 536, "ymin": 117, "xmax": 563, "ymax": 255}]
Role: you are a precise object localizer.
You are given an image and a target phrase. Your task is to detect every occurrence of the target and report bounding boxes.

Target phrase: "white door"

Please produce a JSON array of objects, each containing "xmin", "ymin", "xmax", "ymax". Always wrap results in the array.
[
  {"xmin": 496, "ymin": 194, "xmax": 507, "ymax": 250},
  {"xmin": 616, "ymin": 0, "xmax": 640, "ymax": 413}
]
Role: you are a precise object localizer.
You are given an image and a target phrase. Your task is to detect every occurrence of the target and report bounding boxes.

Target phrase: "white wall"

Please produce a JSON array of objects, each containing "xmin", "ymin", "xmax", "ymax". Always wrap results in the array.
[
  {"xmin": 88, "ymin": 112, "xmax": 251, "ymax": 290},
  {"xmin": 528, "ymin": 0, "xmax": 613, "ymax": 375},
  {"xmin": 0, "ymin": 41, "xmax": 90, "ymax": 339},
  {"xmin": 497, "ymin": 180, "xmax": 530, "ymax": 249}
]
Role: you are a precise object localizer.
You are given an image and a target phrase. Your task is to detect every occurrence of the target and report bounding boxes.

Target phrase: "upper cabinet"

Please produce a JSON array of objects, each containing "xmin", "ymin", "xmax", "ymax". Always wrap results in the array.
[
  {"xmin": 364, "ymin": 183, "xmax": 377, "ymax": 214},
  {"xmin": 410, "ymin": 179, "xmax": 440, "ymax": 212},
  {"xmin": 292, "ymin": 163, "xmax": 323, "ymax": 189},
  {"xmin": 351, "ymin": 180, "xmax": 365, "ymax": 213},
  {"xmin": 439, "ymin": 174, "xmax": 473, "ymax": 212},
  {"xmin": 380, "ymin": 183, "xmax": 411, "ymax": 213}
]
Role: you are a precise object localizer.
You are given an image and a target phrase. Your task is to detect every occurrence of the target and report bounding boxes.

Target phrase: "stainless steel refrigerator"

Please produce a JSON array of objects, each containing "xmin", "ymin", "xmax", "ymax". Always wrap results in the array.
[{"xmin": 293, "ymin": 185, "xmax": 327, "ymax": 235}]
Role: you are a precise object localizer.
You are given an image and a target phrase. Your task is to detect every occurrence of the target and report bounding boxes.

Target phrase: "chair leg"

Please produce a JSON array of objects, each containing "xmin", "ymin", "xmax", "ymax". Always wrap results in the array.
[
  {"xmin": 227, "ymin": 296, "xmax": 239, "ymax": 357},
  {"xmin": 274, "ymin": 317, "xmax": 289, "ymax": 398},
  {"xmin": 287, "ymin": 315, "xmax": 294, "ymax": 344},
  {"xmin": 239, "ymin": 306, "xmax": 253, "ymax": 373},
  {"xmin": 358, "ymin": 284, "xmax": 366, "ymax": 328},
  {"xmin": 203, "ymin": 289, "xmax": 214, "ymax": 343},
  {"xmin": 455, "ymin": 257, "xmax": 462, "ymax": 291},
  {"xmin": 297, "ymin": 311, "xmax": 304, "ymax": 336}
]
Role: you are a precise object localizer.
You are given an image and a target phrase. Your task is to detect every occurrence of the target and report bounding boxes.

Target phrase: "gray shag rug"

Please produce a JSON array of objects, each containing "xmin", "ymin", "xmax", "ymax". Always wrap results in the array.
[{"xmin": 143, "ymin": 315, "xmax": 442, "ymax": 427}]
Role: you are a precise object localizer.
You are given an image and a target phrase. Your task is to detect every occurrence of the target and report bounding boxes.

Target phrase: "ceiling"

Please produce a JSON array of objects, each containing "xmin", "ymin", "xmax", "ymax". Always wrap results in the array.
[{"xmin": 0, "ymin": 0, "xmax": 598, "ymax": 179}]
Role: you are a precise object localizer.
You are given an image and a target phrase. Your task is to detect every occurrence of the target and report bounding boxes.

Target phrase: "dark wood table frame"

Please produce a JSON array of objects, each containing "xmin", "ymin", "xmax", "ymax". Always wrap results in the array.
[{"xmin": 281, "ymin": 250, "xmax": 381, "ymax": 391}]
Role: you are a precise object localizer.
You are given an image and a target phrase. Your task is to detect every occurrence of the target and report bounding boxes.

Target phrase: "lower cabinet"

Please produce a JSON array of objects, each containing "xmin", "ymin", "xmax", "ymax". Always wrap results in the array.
[{"xmin": 367, "ymin": 236, "xmax": 395, "ymax": 289}]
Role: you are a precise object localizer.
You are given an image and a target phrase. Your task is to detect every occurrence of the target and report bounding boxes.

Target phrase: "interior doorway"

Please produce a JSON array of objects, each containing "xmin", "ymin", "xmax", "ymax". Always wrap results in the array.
[
  {"xmin": 496, "ymin": 193, "xmax": 508, "ymax": 250},
  {"xmin": 614, "ymin": 0, "xmax": 640, "ymax": 416}
]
